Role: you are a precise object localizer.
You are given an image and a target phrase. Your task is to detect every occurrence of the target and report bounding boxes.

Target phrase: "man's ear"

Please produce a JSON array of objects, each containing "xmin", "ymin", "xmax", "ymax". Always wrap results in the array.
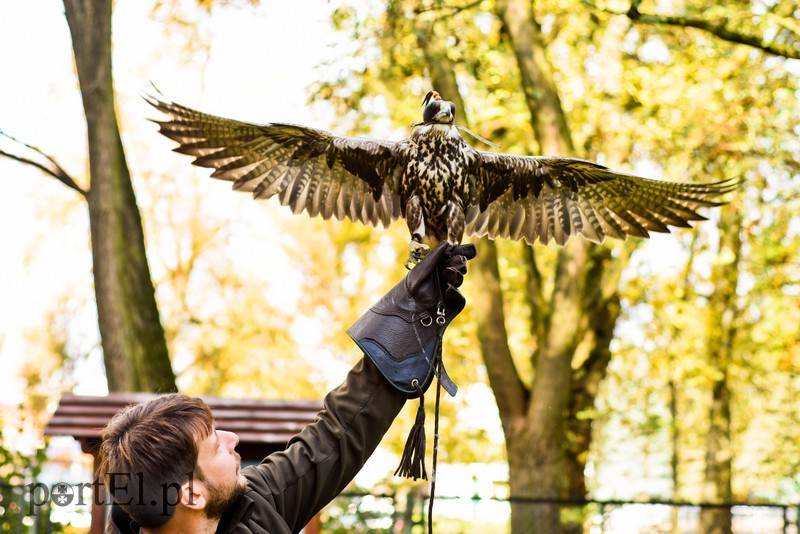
[{"xmin": 179, "ymin": 482, "xmax": 206, "ymax": 511}]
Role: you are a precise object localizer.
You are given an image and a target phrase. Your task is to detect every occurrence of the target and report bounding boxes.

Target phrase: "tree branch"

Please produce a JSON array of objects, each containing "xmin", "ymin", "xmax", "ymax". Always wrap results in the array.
[
  {"xmin": 0, "ymin": 130, "xmax": 87, "ymax": 197},
  {"xmin": 414, "ymin": 0, "xmax": 484, "ymax": 19},
  {"xmin": 522, "ymin": 244, "xmax": 546, "ymax": 371},
  {"xmin": 472, "ymin": 238, "xmax": 529, "ymax": 427},
  {"xmin": 584, "ymin": 1, "xmax": 800, "ymax": 60}
]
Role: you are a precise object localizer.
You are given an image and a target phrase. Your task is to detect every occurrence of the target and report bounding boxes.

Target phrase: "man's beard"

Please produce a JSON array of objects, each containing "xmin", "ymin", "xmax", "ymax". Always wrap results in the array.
[{"xmin": 203, "ymin": 459, "xmax": 247, "ymax": 520}]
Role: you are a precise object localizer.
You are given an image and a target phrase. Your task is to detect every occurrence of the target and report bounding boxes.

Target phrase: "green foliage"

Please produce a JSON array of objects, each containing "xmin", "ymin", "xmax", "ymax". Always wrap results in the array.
[
  {"xmin": 594, "ymin": 132, "xmax": 799, "ymax": 502},
  {"xmin": 15, "ymin": 0, "xmax": 800, "ymax": 526},
  {"xmin": 315, "ymin": 0, "xmax": 800, "ymax": 509},
  {"xmin": 320, "ymin": 490, "xmax": 396, "ymax": 533},
  {"xmin": 0, "ymin": 440, "xmax": 57, "ymax": 533}
]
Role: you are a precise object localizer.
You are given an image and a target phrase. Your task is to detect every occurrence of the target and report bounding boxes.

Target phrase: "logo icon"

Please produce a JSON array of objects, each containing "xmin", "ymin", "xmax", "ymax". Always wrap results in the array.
[{"xmin": 51, "ymin": 483, "xmax": 74, "ymax": 507}]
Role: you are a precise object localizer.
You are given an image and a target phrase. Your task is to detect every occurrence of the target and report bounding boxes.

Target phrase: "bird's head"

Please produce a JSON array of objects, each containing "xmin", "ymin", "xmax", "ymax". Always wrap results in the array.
[{"xmin": 422, "ymin": 90, "xmax": 456, "ymax": 125}]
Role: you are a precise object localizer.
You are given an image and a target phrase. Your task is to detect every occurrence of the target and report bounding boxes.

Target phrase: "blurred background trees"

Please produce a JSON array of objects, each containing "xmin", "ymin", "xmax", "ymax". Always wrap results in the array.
[{"xmin": 0, "ymin": 0, "xmax": 798, "ymax": 533}]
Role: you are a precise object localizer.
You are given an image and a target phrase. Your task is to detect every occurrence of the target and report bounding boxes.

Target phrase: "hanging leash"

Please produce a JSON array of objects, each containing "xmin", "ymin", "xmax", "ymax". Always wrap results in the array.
[
  {"xmin": 394, "ymin": 269, "xmax": 458, "ymax": 533},
  {"xmin": 425, "ymin": 270, "xmax": 457, "ymax": 534},
  {"xmin": 427, "ymin": 348, "xmax": 445, "ymax": 534}
]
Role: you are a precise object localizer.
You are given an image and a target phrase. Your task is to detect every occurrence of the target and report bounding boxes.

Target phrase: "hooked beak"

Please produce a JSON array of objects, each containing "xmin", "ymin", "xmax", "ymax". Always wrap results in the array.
[{"xmin": 433, "ymin": 107, "xmax": 453, "ymax": 123}]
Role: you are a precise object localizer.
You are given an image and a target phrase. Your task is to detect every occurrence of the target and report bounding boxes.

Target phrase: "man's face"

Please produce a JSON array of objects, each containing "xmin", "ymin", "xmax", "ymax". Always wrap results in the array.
[{"xmin": 194, "ymin": 429, "xmax": 248, "ymax": 518}]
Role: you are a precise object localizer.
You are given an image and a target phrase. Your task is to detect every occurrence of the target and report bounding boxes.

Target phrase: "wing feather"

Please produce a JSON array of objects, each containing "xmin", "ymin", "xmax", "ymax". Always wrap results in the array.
[
  {"xmin": 253, "ymin": 165, "xmax": 289, "ymax": 200},
  {"xmin": 577, "ymin": 200, "xmax": 603, "ymax": 244},
  {"xmin": 145, "ymin": 93, "xmax": 404, "ymax": 229},
  {"xmin": 508, "ymin": 204, "xmax": 525, "ymax": 241},
  {"xmin": 466, "ymin": 149, "xmax": 739, "ymax": 245},
  {"xmin": 590, "ymin": 199, "xmax": 628, "ymax": 241},
  {"xmin": 543, "ymin": 195, "xmax": 557, "ymax": 244},
  {"xmin": 323, "ymin": 178, "xmax": 341, "ymax": 220}
]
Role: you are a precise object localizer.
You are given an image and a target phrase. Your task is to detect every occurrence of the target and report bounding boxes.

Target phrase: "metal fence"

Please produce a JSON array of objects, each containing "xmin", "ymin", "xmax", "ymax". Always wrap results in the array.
[
  {"xmin": 3, "ymin": 479, "xmax": 800, "ymax": 533},
  {"xmin": 325, "ymin": 492, "xmax": 800, "ymax": 534}
]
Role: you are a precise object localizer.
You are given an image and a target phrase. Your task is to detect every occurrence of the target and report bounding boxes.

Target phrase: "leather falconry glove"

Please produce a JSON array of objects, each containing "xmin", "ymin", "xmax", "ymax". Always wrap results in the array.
[
  {"xmin": 348, "ymin": 241, "xmax": 475, "ymax": 397},
  {"xmin": 348, "ymin": 241, "xmax": 476, "ymax": 480}
]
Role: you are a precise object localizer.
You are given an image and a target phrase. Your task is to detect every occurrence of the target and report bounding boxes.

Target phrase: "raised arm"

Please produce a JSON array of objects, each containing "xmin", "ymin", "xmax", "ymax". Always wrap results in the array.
[{"xmin": 244, "ymin": 242, "xmax": 476, "ymax": 531}]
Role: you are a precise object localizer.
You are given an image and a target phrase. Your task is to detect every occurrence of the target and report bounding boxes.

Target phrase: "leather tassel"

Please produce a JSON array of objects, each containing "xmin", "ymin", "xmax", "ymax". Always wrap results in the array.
[{"xmin": 395, "ymin": 385, "xmax": 428, "ymax": 480}]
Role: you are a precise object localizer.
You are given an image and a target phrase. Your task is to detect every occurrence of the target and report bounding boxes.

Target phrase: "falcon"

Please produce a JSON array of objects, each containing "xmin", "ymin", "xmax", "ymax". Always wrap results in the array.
[{"xmin": 145, "ymin": 90, "xmax": 738, "ymax": 265}]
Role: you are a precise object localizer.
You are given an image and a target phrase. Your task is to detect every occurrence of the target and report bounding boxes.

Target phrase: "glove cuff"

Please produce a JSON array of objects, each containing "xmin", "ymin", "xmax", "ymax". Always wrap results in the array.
[{"xmin": 348, "ymin": 331, "xmax": 440, "ymax": 397}]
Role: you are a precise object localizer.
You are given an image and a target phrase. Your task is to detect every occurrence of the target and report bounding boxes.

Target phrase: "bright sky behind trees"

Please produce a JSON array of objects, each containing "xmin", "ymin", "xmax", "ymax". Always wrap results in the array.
[
  {"xmin": 0, "ymin": 0, "xmax": 347, "ymax": 403},
  {"xmin": 0, "ymin": 0, "xmax": 695, "ymax": 406},
  {"xmin": 3, "ymin": 3, "xmax": 800, "ymax": 531}
]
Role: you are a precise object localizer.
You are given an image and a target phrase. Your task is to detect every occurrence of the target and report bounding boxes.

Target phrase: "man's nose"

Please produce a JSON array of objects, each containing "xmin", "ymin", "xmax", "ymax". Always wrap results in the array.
[{"xmin": 219, "ymin": 430, "xmax": 240, "ymax": 450}]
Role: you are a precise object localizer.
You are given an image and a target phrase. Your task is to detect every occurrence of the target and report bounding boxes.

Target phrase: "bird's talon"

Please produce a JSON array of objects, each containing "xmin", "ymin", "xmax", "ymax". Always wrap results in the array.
[{"xmin": 404, "ymin": 242, "xmax": 430, "ymax": 269}]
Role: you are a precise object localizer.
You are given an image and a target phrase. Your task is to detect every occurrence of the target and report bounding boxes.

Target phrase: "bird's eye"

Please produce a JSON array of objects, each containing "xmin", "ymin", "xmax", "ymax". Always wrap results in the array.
[{"xmin": 450, "ymin": 103, "xmax": 456, "ymax": 116}]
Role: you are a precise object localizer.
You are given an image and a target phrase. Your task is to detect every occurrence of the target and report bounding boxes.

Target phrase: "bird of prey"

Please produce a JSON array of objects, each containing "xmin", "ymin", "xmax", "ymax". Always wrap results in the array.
[{"xmin": 145, "ymin": 90, "xmax": 738, "ymax": 265}]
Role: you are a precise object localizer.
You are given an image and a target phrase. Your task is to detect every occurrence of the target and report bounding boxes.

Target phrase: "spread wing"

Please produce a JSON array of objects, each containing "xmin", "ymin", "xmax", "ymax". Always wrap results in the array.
[
  {"xmin": 145, "ymin": 94, "xmax": 404, "ymax": 228},
  {"xmin": 466, "ymin": 150, "xmax": 739, "ymax": 246}
]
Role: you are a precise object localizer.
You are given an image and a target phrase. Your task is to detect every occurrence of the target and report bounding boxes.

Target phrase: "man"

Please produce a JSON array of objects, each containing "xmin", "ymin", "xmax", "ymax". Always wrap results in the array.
[{"xmin": 101, "ymin": 242, "xmax": 476, "ymax": 533}]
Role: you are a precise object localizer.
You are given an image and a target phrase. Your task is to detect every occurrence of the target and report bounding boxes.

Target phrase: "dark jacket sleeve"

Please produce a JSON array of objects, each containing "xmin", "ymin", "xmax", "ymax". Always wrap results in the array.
[{"xmin": 245, "ymin": 356, "xmax": 406, "ymax": 531}]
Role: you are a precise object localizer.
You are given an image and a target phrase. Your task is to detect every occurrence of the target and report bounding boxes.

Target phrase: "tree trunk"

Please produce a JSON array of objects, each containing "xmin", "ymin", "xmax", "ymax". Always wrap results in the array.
[
  {"xmin": 415, "ymin": 5, "xmax": 629, "ymax": 531},
  {"xmin": 669, "ymin": 379, "xmax": 681, "ymax": 534},
  {"xmin": 563, "ymin": 239, "xmax": 635, "ymax": 496},
  {"xmin": 494, "ymin": 0, "xmax": 574, "ymax": 157},
  {"xmin": 63, "ymin": 0, "xmax": 175, "ymax": 392},
  {"xmin": 491, "ymin": 0, "xmax": 581, "ymax": 522},
  {"xmin": 494, "ymin": 1, "xmax": 612, "ymax": 531},
  {"xmin": 699, "ymin": 201, "xmax": 741, "ymax": 534}
]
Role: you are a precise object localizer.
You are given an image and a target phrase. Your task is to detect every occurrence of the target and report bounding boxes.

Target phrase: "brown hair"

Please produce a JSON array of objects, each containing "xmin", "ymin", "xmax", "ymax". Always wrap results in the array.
[{"xmin": 100, "ymin": 394, "xmax": 214, "ymax": 528}]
